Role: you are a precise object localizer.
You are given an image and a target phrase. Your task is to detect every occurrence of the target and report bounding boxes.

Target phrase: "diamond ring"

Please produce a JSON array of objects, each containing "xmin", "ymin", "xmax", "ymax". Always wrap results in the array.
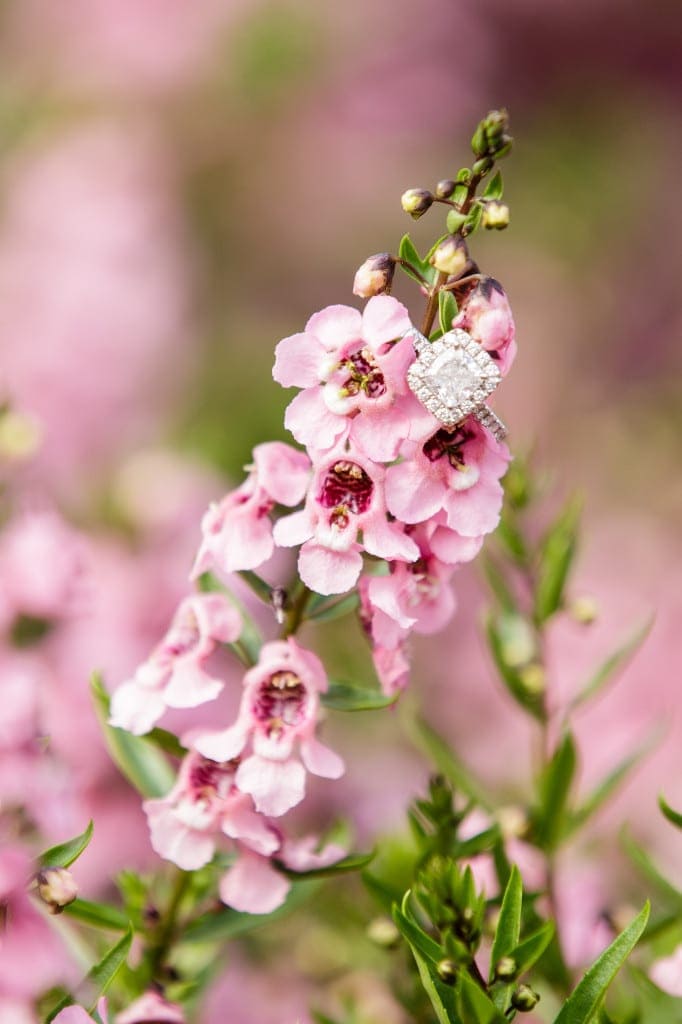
[{"xmin": 405, "ymin": 326, "xmax": 508, "ymax": 441}]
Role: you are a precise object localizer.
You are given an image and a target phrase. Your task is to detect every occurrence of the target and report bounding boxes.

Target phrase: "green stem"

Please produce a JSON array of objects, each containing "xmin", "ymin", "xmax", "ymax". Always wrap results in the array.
[
  {"xmin": 146, "ymin": 869, "xmax": 191, "ymax": 980},
  {"xmin": 279, "ymin": 581, "xmax": 312, "ymax": 639}
]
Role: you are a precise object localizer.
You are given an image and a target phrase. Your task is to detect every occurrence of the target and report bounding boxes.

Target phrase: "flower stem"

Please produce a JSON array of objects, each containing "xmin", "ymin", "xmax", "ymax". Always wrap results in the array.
[{"xmin": 420, "ymin": 270, "xmax": 448, "ymax": 336}]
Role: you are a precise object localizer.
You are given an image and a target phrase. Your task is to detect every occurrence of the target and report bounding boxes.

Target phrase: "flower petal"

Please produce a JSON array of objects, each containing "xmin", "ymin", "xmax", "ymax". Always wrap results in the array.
[
  {"xmin": 300, "ymin": 737, "xmax": 345, "ymax": 779},
  {"xmin": 219, "ymin": 850, "xmax": 290, "ymax": 915},
  {"xmin": 298, "ymin": 542, "xmax": 363, "ymax": 596},
  {"xmin": 236, "ymin": 754, "xmax": 306, "ymax": 817},
  {"xmin": 361, "ymin": 295, "xmax": 411, "ymax": 350},
  {"xmin": 273, "ymin": 331, "xmax": 326, "ymax": 387},
  {"xmin": 305, "ymin": 304, "xmax": 362, "ymax": 350},
  {"xmin": 284, "ymin": 387, "xmax": 345, "ymax": 450}
]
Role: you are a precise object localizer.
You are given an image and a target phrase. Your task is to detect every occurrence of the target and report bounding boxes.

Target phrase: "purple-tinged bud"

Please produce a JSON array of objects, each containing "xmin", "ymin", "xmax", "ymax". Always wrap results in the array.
[
  {"xmin": 511, "ymin": 985, "xmax": 540, "ymax": 1012},
  {"xmin": 401, "ymin": 188, "xmax": 434, "ymax": 218},
  {"xmin": 482, "ymin": 201, "xmax": 510, "ymax": 230},
  {"xmin": 430, "ymin": 235, "xmax": 468, "ymax": 277},
  {"xmin": 435, "ymin": 179, "xmax": 456, "ymax": 199},
  {"xmin": 352, "ymin": 252, "xmax": 396, "ymax": 297},
  {"xmin": 36, "ymin": 867, "xmax": 78, "ymax": 914}
]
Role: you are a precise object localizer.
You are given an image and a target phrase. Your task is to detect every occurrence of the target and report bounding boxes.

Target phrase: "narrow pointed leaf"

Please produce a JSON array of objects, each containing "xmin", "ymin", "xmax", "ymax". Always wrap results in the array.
[
  {"xmin": 510, "ymin": 921, "xmax": 555, "ymax": 977},
  {"xmin": 533, "ymin": 731, "xmax": 577, "ymax": 850},
  {"xmin": 39, "ymin": 821, "xmax": 93, "ymax": 869},
  {"xmin": 278, "ymin": 849, "xmax": 375, "ymax": 879},
  {"xmin": 63, "ymin": 898, "xmax": 129, "ymax": 931},
  {"xmin": 534, "ymin": 497, "xmax": 581, "ymax": 624},
  {"xmin": 568, "ymin": 737, "xmax": 655, "ymax": 834},
  {"xmin": 552, "ymin": 902, "xmax": 649, "ymax": 1024},
  {"xmin": 45, "ymin": 927, "xmax": 133, "ymax": 1023},
  {"xmin": 91, "ymin": 674, "xmax": 174, "ymax": 798},
  {"xmin": 570, "ymin": 618, "xmax": 653, "ymax": 711},
  {"xmin": 486, "ymin": 613, "xmax": 545, "ymax": 722},
  {"xmin": 237, "ymin": 569, "xmax": 274, "ymax": 604},
  {"xmin": 322, "ymin": 680, "xmax": 398, "ymax": 712},
  {"xmin": 658, "ymin": 794, "xmax": 682, "ymax": 830},
  {"xmin": 490, "ymin": 865, "xmax": 522, "ymax": 978},
  {"xmin": 407, "ymin": 716, "xmax": 494, "ymax": 810},
  {"xmin": 393, "ymin": 896, "xmax": 455, "ymax": 1024},
  {"xmin": 439, "ymin": 290, "xmax": 458, "ymax": 335},
  {"xmin": 621, "ymin": 828, "xmax": 682, "ymax": 906},
  {"xmin": 308, "ymin": 592, "xmax": 359, "ymax": 623},
  {"xmin": 143, "ymin": 727, "xmax": 188, "ymax": 758},
  {"xmin": 457, "ymin": 970, "xmax": 508, "ymax": 1024},
  {"xmin": 483, "ymin": 171, "xmax": 503, "ymax": 199}
]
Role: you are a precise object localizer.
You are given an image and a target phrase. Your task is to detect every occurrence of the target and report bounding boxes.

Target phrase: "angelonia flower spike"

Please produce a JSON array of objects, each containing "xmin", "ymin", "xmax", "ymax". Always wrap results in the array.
[{"xmin": 105, "ymin": 110, "xmax": 517, "ymax": 924}]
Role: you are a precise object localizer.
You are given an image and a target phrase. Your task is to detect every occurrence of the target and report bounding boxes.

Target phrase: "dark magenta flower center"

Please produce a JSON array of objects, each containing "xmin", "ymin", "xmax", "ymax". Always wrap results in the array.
[
  {"xmin": 255, "ymin": 670, "xmax": 306, "ymax": 733},
  {"xmin": 340, "ymin": 347, "xmax": 386, "ymax": 398},
  {"xmin": 422, "ymin": 426, "xmax": 473, "ymax": 469},
  {"xmin": 318, "ymin": 460, "xmax": 374, "ymax": 516},
  {"xmin": 189, "ymin": 755, "xmax": 236, "ymax": 799}
]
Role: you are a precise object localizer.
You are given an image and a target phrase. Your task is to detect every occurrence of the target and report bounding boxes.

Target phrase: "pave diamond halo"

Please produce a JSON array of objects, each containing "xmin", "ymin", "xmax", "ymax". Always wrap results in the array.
[{"xmin": 405, "ymin": 326, "xmax": 508, "ymax": 441}]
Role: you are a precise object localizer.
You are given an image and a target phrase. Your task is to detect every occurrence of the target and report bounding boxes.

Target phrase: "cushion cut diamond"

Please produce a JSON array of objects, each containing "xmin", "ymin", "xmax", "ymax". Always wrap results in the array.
[{"xmin": 426, "ymin": 348, "xmax": 484, "ymax": 409}]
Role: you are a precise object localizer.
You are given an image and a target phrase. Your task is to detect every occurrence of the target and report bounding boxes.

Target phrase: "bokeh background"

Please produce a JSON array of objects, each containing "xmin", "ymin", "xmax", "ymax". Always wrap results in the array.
[{"xmin": 1, "ymin": 1, "xmax": 681, "ymax": 1020}]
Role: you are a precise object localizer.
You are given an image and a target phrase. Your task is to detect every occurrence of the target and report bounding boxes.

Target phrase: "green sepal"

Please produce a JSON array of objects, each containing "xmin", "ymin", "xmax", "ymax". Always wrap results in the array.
[
  {"xmin": 91, "ymin": 673, "xmax": 175, "ymax": 799},
  {"xmin": 483, "ymin": 171, "xmax": 503, "ymax": 199},
  {"xmin": 439, "ymin": 290, "xmax": 458, "ymax": 335},
  {"xmin": 552, "ymin": 903, "xmax": 649, "ymax": 1024},
  {"xmin": 570, "ymin": 618, "xmax": 653, "ymax": 711},
  {"xmin": 39, "ymin": 820, "xmax": 93, "ymax": 869},
  {"xmin": 322, "ymin": 679, "xmax": 398, "ymax": 712},
  {"xmin": 533, "ymin": 496, "xmax": 581, "ymax": 624},
  {"xmin": 532, "ymin": 731, "xmax": 577, "ymax": 850}
]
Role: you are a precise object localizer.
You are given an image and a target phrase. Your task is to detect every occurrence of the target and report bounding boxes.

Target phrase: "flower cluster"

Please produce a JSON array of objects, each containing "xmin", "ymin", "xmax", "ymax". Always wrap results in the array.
[{"xmin": 111, "ymin": 280, "xmax": 514, "ymax": 915}]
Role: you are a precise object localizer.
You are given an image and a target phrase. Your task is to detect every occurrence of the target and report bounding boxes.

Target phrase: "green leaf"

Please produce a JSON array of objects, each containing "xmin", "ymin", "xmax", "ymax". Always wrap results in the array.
[
  {"xmin": 463, "ymin": 203, "xmax": 483, "ymax": 236},
  {"xmin": 481, "ymin": 554, "xmax": 518, "ymax": 613},
  {"xmin": 362, "ymin": 871, "xmax": 404, "ymax": 913},
  {"xmin": 237, "ymin": 569, "xmax": 273, "ymax": 604},
  {"xmin": 407, "ymin": 716, "xmax": 494, "ymax": 810},
  {"xmin": 457, "ymin": 969, "xmax": 508, "ymax": 1024},
  {"xmin": 552, "ymin": 903, "xmax": 649, "ymax": 1024},
  {"xmin": 533, "ymin": 732, "xmax": 577, "ymax": 850},
  {"xmin": 308, "ymin": 592, "xmax": 359, "ymax": 623},
  {"xmin": 183, "ymin": 880, "xmax": 318, "ymax": 943},
  {"xmin": 511, "ymin": 921, "xmax": 555, "ymax": 977},
  {"xmin": 322, "ymin": 679, "xmax": 398, "ymax": 712},
  {"xmin": 534, "ymin": 497, "xmax": 581, "ymax": 624},
  {"xmin": 439, "ymin": 290, "xmax": 458, "ymax": 335},
  {"xmin": 63, "ymin": 898, "xmax": 129, "ymax": 931},
  {"xmin": 454, "ymin": 827, "xmax": 500, "ymax": 859},
  {"xmin": 398, "ymin": 233, "xmax": 434, "ymax": 285},
  {"xmin": 39, "ymin": 821, "xmax": 93, "ymax": 869},
  {"xmin": 568, "ymin": 737, "xmax": 656, "ymax": 834},
  {"xmin": 279, "ymin": 849, "xmax": 375, "ymax": 879},
  {"xmin": 91, "ymin": 674, "xmax": 175, "ymax": 799},
  {"xmin": 483, "ymin": 171, "xmax": 503, "ymax": 200},
  {"xmin": 490, "ymin": 865, "xmax": 522, "ymax": 978},
  {"xmin": 621, "ymin": 828, "xmax": 682, "ymax": 906},
  {"xmin": 485, "ymin": 613, "xmax": 545, "ymax": 722},
  {"xmin": 659, "ymin": 793, "xmax": 682, "ymax": 830},
  {"xmin": 143, "ymin": 727, "xmax": 188, "ymax": 758},
  {"xmin": 393, "ymin": 896, "xmax": 456, "ymax": 1024},
  {"xmin": 570, "ymin": 618, "xmax": 653, "ymax": 711},
  {"xmin": 446, "ymin": 209, "xmax": 467, "ymax": 234},
  {"xmin": 45, "ymin": 927, "xmax": 133, "ymax": 1022}
]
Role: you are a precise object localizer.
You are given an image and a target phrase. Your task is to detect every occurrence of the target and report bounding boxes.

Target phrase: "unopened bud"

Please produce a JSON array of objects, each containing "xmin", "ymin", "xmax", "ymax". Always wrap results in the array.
[
  {"xmin": 519, "ymin": 662, "xmax": 546, "ymax": 696},
  {"xmin": 430, "ymin": 236, "xmax": 468, "ymax": 277},
  {"xmin": 36, "ymin": 867, "xmax": 78, "ymax": 914},
  {"xmin": 436, "ymin": 958, "xmax": 458, "ymax": 984},
  {"xmin": 569, "ymin": 595, "xmax": 599, "ymax": 625},
  {"xmin": 435, "ymin": 179, "xmax": 456, "ymax": 199},
  {"xmin": 367, "ymin": 916, "xmax": 400, "ymax": 948},
  {"xmin": 496, "ymin": 805, "xmax": 530, "ymax": 840},
  {"xmin": 511, "ymin": 985, "xmax": 540, "ymax": 1012},
  {"xmin": 482, "ymin": 201, "xmax": 510, "ymax": 230},
  {"xmin": 471, "ymin": 123, "xmax": 488, "ymax": 158},
  {"xmin": 494, "ymin": 955, "xmax": 518, "ymax": 981},
  {"xmin": 472, "ymin": 156, "xmax": 494, "ymax": 176},
  {"xmin": 484, "ymin": 109, "xmax": 509, "ymax": 145},
  {"xmin": 352, "ymin": 252, "xmax": 396, "ymax": 297},
  {"xmin": 401, "ymin": 188, "xmax": 433, "ymax": 218}
]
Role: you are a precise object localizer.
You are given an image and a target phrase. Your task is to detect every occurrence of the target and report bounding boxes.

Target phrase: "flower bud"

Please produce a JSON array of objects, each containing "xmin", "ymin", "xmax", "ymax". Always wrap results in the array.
[
  {"xmin": 352, "ymin": 252, "xmax": 396, "ymax": 297},
  {"xmin": 472, "ymin": 156, "xmax": 494, "ymax": 176},
  {"xmin": 484, "ymin": 109, "xmax": 509, "ymax": 146},
  {"xmin": 430, "ymin": 235, "xmax": 468, "ymax": 277},
  {"xmin": 435, "ymin": 179, "xmax": 456, "ymax": 199},
  {"xmin": 482, "ymin": 201, "xmax": 510, "ymax": 230},
  {"xmin": 471, "ymin": 123, "xmax": 488, "ymax": 158},
  {"xmin": 436, "ymin": 958, "xmax": 458, "ymax": 984},
  {"xmin": 36, "ymin": 867, "xmax": 78, "ymax": 914},
  {"xmin": 401, "ymin": 188, "xmax": 433, "ymax": 218},
  {"xmin": 367, "ymin": 916, "xmax": 400, "ymax": 948},
  {"xmin": 511, "ymin": 984, "xmax": 540, "ymax": 1012},
  {"xmin": 494, "ymin": 955, "xmax": 518, "ymax": 981},
  {"xmin": 519, "ymin": 662, "xmax": 546, "ymax": 696},
  {"xmin": 569, "ymin": 595, "xmax": 599, "ymax": 625},
  {"xmin": 0, "ymin": 407, "xmax": 43, "ymax": 462}
]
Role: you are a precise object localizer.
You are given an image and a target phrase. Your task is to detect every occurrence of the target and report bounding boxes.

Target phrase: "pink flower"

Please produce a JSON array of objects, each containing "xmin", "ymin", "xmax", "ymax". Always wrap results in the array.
[
  {"xmin": 452, "ymin": 276, "xmax": 517, "ymax": 376},
  {"xmin": 110, "ymin": 593, "xmax": 241, "ymax": 735},
  {"xmin": 385, "ymin": 418, "xmax": 510, "ymax": 536},
  {"xmin": 273, "ymin": 296, "xmax": 423, "ymax": 461},
  {"xmin": 194, "ymin": 638, "xmax": 344, "ymax": 817},
  {"xmin": 371, "ymin": 642, "xmax": 411, "ymax": 697},
  {"xmin": 116, "ymin": 991, "xmax": 185, "ymax": 1024},
  {"xmin": 53, "ymin": 1004, "xmax": 107, "ymax": 1024},
  {"xmin": 650, "ymin": 946, "xmax": 682, "ymax": 996},
  {"xmin": 144, "ymin": 751, "xmax": 279, "ymax": 871},
  {"xmin": 0, "ymin": 510, "xmax": 87, "ymax": 623},
  {"xmin": 274, "ymin": 446, "xmax": 419, "ymax": 596},
  {"xmin": 192, "ymin": 442, "xmax": 311, "ymax": 577}
]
